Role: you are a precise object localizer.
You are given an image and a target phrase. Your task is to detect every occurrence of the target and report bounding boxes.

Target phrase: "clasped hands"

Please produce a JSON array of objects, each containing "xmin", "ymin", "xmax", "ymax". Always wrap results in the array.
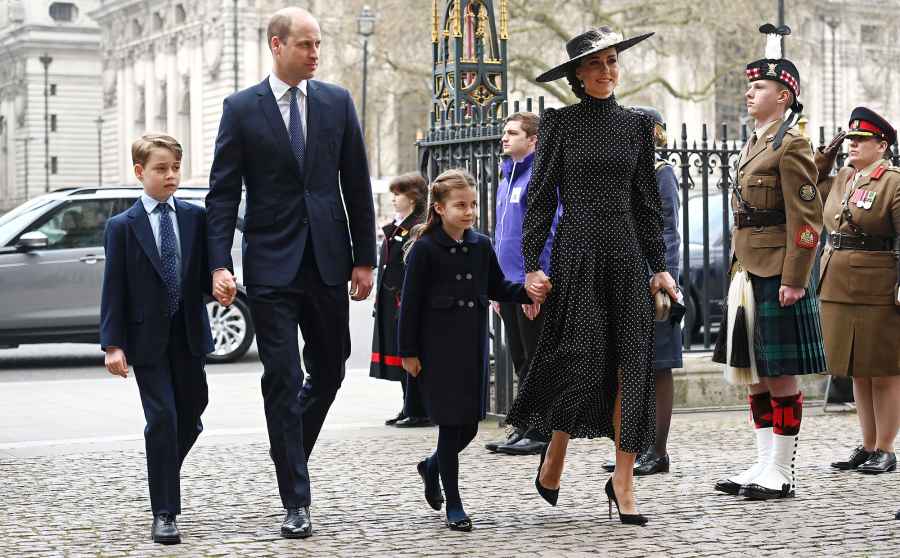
[
  {"xmin": 523, "ymin": 270, "xmax": 553, "ymax": 320},
  {"xmin": 213, "ymin": 269, "xmax": 238, "ymax": 306}
]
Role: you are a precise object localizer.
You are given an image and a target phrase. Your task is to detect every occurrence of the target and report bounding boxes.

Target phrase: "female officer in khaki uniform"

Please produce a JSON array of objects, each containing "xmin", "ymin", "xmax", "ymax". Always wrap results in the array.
[{"xmin": 815, "ymin": 107, "xmax": 900, "ymax": 475}]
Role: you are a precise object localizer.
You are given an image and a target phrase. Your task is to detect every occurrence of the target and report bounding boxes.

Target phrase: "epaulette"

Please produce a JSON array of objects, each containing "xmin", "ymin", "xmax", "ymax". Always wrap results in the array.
[
  {"xmin": 783, "ymin": 126, "xmax": 801, "ymax": 138},
  {"xmin": 870, "ymin": 163, "xmax": 900, "ymax": 179}
]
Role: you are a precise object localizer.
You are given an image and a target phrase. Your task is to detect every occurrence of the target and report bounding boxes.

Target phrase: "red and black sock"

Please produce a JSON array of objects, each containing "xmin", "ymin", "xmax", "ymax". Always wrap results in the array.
[
  {"xmin": 749, "ymin": 392, "xmax": 773, "ymax": 429},
  {"xmin": 772, "ymin": 392, "xmax": 804, "ymax": 436}
]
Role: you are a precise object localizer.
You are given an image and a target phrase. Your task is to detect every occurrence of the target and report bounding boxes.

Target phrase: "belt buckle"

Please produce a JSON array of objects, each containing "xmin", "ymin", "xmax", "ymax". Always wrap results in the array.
[{"xmin": 830, "ymin": 231, "xmax": 842, "ymax": 249}]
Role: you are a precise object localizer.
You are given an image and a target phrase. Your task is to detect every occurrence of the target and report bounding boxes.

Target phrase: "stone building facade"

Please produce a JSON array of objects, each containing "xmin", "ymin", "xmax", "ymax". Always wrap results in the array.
[{"xmin": 0, "ymin": 0, "xmax": 103, "ymax": 210}]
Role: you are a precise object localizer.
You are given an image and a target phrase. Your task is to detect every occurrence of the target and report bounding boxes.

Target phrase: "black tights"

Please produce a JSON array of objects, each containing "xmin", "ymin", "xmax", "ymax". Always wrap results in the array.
[
  {"xmin": 654, "ymin": 368, "xmax": 674, "ymax": 455},
  {"xmin": 426, "ymin": 424, "xmax": 478, "ymax": 520}
]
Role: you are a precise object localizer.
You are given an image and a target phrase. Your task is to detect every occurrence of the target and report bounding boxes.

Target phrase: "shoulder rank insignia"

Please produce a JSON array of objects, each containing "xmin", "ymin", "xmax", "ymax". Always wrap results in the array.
[
  {"xmin": 795, "ymin": 224, "xmax": 819, "ymax": 249},
  {"xmin": 799, "ymin": 184, "xmax": 817, "ymax": 201},
  {"xmin": 872, "ymin": 164, "xmax": 887, "ymax": 180}
]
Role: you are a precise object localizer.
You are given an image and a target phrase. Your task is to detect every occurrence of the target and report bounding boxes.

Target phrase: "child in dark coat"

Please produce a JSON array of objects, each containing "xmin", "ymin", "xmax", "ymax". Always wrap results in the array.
[{"xmin": 398, "ymin": 169, "xmax": 547, "ymax": 531}]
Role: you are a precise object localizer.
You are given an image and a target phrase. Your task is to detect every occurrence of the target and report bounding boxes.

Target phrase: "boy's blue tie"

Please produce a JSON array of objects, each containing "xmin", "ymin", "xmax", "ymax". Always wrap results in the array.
[
  {"xmin": 157, "ymin": 203, "xmax": 181, "ymax": 316},
  {"xmin": 289, "ymin": 86, "xmax": 305, "ymax": 175}
]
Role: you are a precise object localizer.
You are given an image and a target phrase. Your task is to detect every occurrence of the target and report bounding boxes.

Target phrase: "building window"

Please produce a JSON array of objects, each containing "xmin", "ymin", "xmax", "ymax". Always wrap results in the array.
[
  {"xmin": 153, "ymin": 12, "xmax": 164, "ymax": 31},
  {"xmin": 49, "ymin": 2, "xmax": 78, "ymax": 23},
  {"xmin": 861, "ymin": 24, "xmax": 882, "ymax": 44},
  {"xmin": 49, "ymin": 83, "xmax": 57, "ymax": 96},
  {"xmin": 50, "ymin": 114, "xmax": 58, "ymax": 132},
  {"xmin": 51, "ymin": 157, "xmax": 59, "ymax": 175},
  {"xmin": 175, "ymin": 4, "xmax": 186, "ymax": 24}
]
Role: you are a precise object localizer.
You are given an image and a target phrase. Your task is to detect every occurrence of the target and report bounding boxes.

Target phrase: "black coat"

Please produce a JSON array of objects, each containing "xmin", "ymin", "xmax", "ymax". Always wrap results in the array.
[
  {"xmin": 370, "ymin": 211, "xmax": 424, "ymax": 381},
  {"xmin": 398, "ymin": 227, "xmax": 531, "ymax": 425}
]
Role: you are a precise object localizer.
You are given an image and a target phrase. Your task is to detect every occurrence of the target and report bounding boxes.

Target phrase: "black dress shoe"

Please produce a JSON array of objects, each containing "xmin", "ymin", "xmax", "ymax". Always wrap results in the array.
[
  {"xmin": 447, "ymin": 516, "xmax": 473, "ymax": 532},
  {"xmin": 714, "ymin": 479, "xmax": 742, "ymax": 496},
  {"xmin": 634, "ymin": 451, "xmax": 670, "ymax": 476},
  {"xmin": 417, "ymin": 459, "xmax": 444, "ymax": 511},
  {"xmin": 395, "ymin": 416, "xmax": 433, "ymax": 428},
  {"xmin": 830, "ymin": 446, "xmax": 873, "ymax": 470},
  {"xmin": 152, "ymin": 513, "xmax": 181, "ymax": 545},
  {"xmin": 385, "ymin": 411, "xmax": 406, "ymax": 426},
  {"xmin": 497, "ymin": 437, "xmax": 548, "ymax": 456},
  {"xmin": 485, "ymin": 427, "xmax": 524, "ymax": 452},
  {"xmin": 895, "ymin": 509, "xmax": 900, "ymax": 520},
  {"xmin": 281, "ymin": 507, "xmax": 312, "ymax": 538},
  {"xmin": 857, "ymin": 450, "xmax": 897, "ymax": 474}
]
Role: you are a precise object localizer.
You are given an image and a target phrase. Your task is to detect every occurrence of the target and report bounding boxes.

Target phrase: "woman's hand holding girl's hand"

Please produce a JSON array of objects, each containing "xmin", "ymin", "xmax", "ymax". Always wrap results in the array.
[
  {"xmin": 522, "ymin": 303, "xmax": 541, "ymax": 320},
  {"xmin": 402, "ymin": 356, "xmax": 422, "ymax": 377},
  {"xmin": 525, "ymin": 271, "xmax": 552, "ymax": 304},
  {"xmin": 650, "ymin": 271, "xmax": 678, "ymax": 300}
]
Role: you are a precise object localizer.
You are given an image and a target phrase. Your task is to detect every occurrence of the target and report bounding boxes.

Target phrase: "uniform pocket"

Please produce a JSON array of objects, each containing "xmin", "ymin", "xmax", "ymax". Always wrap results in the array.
[
  {"xmin": 743, "ymin": 174, "xmax": 778, "ymax": 207},
  {"xmin": 749, "ymin": 227, "xmax": 786, "ymax": 248},
  {"xmin": 849, "ymin": 252, "xmax": 897, "ymax": 299}
]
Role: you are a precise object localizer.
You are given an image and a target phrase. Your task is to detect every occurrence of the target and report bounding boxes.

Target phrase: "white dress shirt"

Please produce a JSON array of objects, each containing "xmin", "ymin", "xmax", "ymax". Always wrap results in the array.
[
  {"xmin": 140, "ymin": 192, "xmax": 182, "ymax": 273},
  {"xmin": 268, "ymin": 73, "xmax": 308, "ymax": 141}
]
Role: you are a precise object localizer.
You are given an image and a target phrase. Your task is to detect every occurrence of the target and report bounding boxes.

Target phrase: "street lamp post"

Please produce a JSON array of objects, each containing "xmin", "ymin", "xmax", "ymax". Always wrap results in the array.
[
  {"xmin": 39, "ymin": 53, "xmax": 52, "ymax": 193},
  {"xmin": 357, "ymin": 6, "xmax": 376, "ymax": 138},
  {"xmin": 824, "ymin": 18, "xmax": 839, "ymax": 134},
  {"xmin": 95, "ymin": 116, "xmax": 104, "ymax": 186}
]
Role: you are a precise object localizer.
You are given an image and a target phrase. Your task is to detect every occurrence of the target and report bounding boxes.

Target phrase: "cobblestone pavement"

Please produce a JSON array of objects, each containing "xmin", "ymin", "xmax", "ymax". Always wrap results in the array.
[{"xmin": 2, "ymin": 410, "xmax": 898, "ymax": 557}]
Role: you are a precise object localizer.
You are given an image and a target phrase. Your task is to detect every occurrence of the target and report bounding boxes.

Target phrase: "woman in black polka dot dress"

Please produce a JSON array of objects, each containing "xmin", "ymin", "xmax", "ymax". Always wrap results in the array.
[{"xmin": 506, "ymin": 27, "xmax": 678, "ymax": 524}]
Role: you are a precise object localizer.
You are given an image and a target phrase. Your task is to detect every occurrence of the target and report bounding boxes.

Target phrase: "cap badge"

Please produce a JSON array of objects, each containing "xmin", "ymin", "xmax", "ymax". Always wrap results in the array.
[{"xmin": 767, "ymin": 63, "xmax": 778, "ymax": 77}]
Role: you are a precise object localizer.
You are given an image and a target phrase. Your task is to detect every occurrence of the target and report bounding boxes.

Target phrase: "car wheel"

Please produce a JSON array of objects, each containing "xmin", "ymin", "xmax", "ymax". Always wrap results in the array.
[{"xmin": 205, "ymin": 295, "xmax": 255, "ymax": 363}]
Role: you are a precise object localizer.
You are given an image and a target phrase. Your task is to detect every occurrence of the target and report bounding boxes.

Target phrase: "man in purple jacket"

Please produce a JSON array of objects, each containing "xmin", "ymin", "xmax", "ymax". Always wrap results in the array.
[{"xmin": 485, "ymin": 111, "xmax": 561, "ymax": 456}]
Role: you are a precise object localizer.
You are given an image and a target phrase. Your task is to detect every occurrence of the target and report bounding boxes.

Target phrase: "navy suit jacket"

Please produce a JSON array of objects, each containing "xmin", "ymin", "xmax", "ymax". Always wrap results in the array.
[
  {"xmin": 100, "ymin": 198, "xmax": 214, "ymax": 366},
  {"xmin": 206, "ymin": 77, "xmax": 376, "ymax": 287}
]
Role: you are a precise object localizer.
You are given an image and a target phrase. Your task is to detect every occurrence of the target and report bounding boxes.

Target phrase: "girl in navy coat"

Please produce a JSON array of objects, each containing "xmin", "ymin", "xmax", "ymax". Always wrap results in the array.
[{"xmin": 398, "ymin": 169, "xmax": 546, "ymax": 531}]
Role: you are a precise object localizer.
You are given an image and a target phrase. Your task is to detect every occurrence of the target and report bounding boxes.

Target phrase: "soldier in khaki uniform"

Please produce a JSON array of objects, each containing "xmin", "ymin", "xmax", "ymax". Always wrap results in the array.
[
  {"xmin": 815, "ymin": 107, "xmax": 900, "ymax": 476},
  {"xmin": 713, "ymin": 24, "xmax": 826, "ymax": 501}
]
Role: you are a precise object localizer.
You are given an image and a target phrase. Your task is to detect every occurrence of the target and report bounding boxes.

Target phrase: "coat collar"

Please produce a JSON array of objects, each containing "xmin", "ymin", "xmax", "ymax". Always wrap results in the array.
[
  {"xmin": 739, "ymin": 118, "xmax": 783, "ymax": 170},
  {"xmin": 432, "ymin": 225, "xmax": 477, "ymax": 247},
  {"xmin": 382, "ymin": 210, "xmax": 424, "ymax": 237},
  {"xmin": 501, "ymin": 151, "xmax": 535, "ymax": 179}
]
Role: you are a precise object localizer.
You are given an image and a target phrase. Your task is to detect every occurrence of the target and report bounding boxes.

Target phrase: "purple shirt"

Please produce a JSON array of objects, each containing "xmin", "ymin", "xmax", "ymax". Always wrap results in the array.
[{"xmin": 495, "ymin": 152, "xmax": 562, "ymax": 283}]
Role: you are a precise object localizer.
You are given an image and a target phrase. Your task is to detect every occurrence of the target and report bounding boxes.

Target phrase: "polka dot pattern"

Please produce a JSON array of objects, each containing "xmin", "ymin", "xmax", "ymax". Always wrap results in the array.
[{"xmin": 506, "ymin": 95, "xmax": 667, "ymax": 453}]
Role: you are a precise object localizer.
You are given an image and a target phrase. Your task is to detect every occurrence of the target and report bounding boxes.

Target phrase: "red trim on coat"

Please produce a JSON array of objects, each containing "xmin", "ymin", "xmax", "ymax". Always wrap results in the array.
[{"xmin": 371, "ymin": 352, "xmax": 403, "ymax": 366}]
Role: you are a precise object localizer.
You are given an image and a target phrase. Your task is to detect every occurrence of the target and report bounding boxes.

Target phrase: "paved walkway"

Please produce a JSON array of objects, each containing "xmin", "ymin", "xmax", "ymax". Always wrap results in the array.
[{"xmin": 2, "ymin": 404, "xmax": 898, "ymax": 556}]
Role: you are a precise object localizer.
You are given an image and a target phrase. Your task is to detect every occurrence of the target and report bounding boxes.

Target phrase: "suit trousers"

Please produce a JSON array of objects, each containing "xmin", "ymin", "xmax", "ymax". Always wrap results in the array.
[
  {"xmin": 247, "ymin": 237, "xmax": 351, "ymax": 508},
  {"xmin": 132, "ymin": 307, "xmax": 209, "ymax": 516}
]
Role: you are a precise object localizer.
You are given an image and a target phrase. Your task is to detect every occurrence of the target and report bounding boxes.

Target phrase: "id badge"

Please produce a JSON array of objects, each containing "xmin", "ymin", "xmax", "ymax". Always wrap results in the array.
[{"xmin": 510, "ymin": 186, "xmax": 523, "ymax": 204}]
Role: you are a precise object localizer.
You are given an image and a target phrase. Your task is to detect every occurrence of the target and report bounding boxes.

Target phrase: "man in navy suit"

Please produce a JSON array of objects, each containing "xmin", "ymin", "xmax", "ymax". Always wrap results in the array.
[
  {"xmin": 206, "ymin": 7, "xmax": 376, "ymax": 538},
  {"xmin": 101, "ymin": 134, "xmax": 214, "ymax": 545}
]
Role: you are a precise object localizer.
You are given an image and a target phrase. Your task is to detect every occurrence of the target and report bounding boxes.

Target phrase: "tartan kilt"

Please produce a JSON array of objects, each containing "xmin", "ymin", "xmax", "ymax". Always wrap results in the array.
[{"xmin": 751, "ymin": 273, "xmax": 827, "ymax": 377}]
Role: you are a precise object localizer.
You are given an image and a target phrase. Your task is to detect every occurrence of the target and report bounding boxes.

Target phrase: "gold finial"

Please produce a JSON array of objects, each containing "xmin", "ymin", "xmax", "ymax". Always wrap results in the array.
[
  {"xmin": 453, "ymin": 0, "xmax": 462, "ymax": 38},
  {"xmin": 431, "ymin": 0, "xmax": 439, "ymax": 43},
  {"xmin": 499, "ymin": 0, "xmax": 509, "ymax": 40}
]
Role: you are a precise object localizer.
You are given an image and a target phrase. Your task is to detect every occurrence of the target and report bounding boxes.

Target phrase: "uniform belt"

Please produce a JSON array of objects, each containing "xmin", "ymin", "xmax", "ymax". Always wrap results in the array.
[
  {"xmin": 734, "ymin": 210, "xmax": 786, "ymax": 229},
  {"xmin": 828, "ymin": 232, "xmax": 895, "ymax": 251}
]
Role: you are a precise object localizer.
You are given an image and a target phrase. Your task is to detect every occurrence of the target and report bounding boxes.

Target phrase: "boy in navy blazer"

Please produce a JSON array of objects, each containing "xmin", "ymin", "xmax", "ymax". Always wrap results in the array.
[{"xmin": 100, "ymin": 133, "xmax": 216, "ymax": 545}]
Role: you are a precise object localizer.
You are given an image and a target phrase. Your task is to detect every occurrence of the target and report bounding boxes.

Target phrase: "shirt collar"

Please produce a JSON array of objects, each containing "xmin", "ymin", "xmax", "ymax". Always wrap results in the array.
[
  {"xmin": 854, "ymin": 159, "xmax": 884, "ymax": 177},
  {"xmin": 753, "ymin": 119, "xmax": 779, "ymax": 138},
  {"xmin": 141, "ymin": 192, "xmax": 176, "ymax": 214},
  {"xmin": 269, "ymin": 73, "xmax": 308, "ymax": 101}
]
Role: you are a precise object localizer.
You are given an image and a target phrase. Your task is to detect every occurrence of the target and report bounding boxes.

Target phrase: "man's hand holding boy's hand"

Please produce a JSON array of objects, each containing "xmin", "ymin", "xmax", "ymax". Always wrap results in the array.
[
  {"xmin": 105, "ymin": 347, "xmax": 129, "ymax": 378},
  {"xmin": 213, "ymin": 269, "xmax": 237, "ymax": 306},
  {"xmin": 402, "ymin": 356, "xmax": 422, "ymax": 377}
]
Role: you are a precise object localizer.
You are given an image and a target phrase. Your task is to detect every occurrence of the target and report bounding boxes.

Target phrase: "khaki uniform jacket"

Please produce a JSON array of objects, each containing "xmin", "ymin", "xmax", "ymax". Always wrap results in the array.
[
  {"xmin": 731, "ymin": 120, "xmax": 822, "ymax": 288},
  {"xmin": 817, "ymin": 161, "xmax": 900, "ymax": 306}
]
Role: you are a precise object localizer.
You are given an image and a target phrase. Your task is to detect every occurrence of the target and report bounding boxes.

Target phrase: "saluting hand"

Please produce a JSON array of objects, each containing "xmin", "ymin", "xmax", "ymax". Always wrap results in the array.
[{"xmin": 402, "ymin": 356, "xmax": 422, "ymax": 377}]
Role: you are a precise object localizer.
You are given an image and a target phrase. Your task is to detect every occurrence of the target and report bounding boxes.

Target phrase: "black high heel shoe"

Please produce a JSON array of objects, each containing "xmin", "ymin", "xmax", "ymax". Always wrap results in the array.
[
  {"xmin": 534, "ymin": 445, "xmax": 559, "ymax": 506},
  {"xmin": 605, "ymin": 478, "xmax": 648, "ymax": 526}
]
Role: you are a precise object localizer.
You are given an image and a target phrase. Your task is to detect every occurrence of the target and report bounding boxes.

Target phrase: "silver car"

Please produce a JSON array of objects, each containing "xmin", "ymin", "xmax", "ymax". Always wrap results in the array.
[{"xmin": 0, "ymin": 187, "xmax": 254, "ymax": 363}]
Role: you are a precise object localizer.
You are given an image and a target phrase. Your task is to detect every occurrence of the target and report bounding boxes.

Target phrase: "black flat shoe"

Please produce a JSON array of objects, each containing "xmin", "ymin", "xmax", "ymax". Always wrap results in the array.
[
  {"xmin": 605, "ymin": 478, "xmax": 648, "ymax": 526},
  {"xmin": 857, "ymin": 450, "xmax": 897, "ymax": 474},
  {"xmin": 534, "ymin": 445, "xmax": 559, "ymax": 506},
  {"xmin": 417, "ymin": 459, "xmax": 444, "ymax": 510},
  {"xmin": 395, "ymin": 416, "xmax": 433, "ymax": 428},
  {"xmin": 446, "ymin": 516, "xmax": 473, "ymax": 532},
  {"xmin": 281, "ymin": 507, "xmax": 313, "ymax": 539},
  {"xmin": 830, "ymin": 446, "xmax": 873, "ymax": 470},
  {"xmin": 634, "ymin": 451, "xmax": 670, "ymax": 476},
  {"xmin": 486, "ymin": 427, "xmax": 524, "ymax": 453},
  {"xmin": 385, "ymin": 411, "xmax": 406, "ymax": 426},
  {"xmin": 152, "ymin": 513, "xmax": 181, "ymax": 545}
]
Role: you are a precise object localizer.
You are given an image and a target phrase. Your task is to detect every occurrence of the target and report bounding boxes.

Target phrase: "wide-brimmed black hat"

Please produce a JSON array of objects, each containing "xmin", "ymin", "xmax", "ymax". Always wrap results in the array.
[
  {"xmin": 537, "ymin": 27, "xmax": 654, "ymax": 83},
  {"xmin": 847, "ymin": 106, "xmax": 897, "ymax": 146}
]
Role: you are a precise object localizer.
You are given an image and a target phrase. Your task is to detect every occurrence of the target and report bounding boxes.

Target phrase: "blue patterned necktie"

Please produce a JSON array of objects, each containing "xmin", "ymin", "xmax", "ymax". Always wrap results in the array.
[
  {"xmin": 289, "ymin": 86, "xmax": 306, "ymax": 175},
  {"xmin": 157, "ymin": 203, "xmax": 181, "ymax": 316}
]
